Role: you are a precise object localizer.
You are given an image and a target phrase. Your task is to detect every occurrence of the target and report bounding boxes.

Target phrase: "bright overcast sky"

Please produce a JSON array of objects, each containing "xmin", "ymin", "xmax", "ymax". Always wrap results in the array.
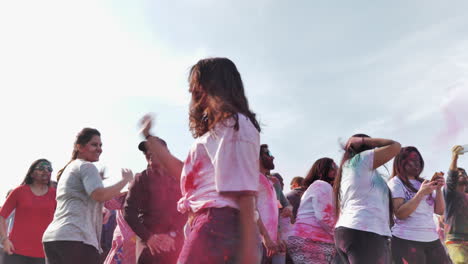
[{"xmin": 1, "ymin": 0, "xmax": 467, "ymax": 204}]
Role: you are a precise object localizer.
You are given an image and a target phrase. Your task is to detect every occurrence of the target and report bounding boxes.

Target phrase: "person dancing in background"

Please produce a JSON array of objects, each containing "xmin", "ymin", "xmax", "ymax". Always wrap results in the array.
[
  {"xmin": 444, "ymin": 146, "xmax": 468, "ymax": 263},
  {"xmin": 287, "ymin": 158, "xmax": 338, "ymax": 264},
  {"xmin": 139, "ymin": 57, "xmax": 261, "ymax": 263},
  {"xmin": 103, "ymin": 191, "xmax": 136, "ymax": 264},
  {"xmin": 0, "ymin": 159, "xmax": 56, "ymax": 264},
  {"xmin": 42, "ymin": 128, "xmax": 133, "ymax": 264},
  {"xmin": 388, "ymin": 146, "xmax": 450, "ymax": 264},
  {"xmin": 124, "ymin": 140, "xmax": 185, "ymax": 264},
  {"xmin": 333, "ymin": 134, "xmax": 401, "ymax": 264}
]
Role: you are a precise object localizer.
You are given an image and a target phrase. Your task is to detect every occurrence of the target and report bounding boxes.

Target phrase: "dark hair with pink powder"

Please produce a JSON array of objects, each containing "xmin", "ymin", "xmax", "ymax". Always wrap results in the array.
[{"xmin": 391, "ymin": 146, "xmax": 425, "ymax": 192}]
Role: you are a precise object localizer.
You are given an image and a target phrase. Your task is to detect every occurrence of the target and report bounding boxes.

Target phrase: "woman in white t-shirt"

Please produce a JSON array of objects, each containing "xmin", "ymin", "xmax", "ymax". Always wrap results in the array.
[
  {"xmin": 140, "ymin": 57, "xmax": 261, "ymax": 264},
  {"xmin": 287, "ymin": 157, "xmax": 338, "ymax": 264},
  {"xmin": 388, "ymin": 146, "xmax": 451, "ymax": 264},
  {"xmin": 333, "ymin": 134, "xmax": 401, "ymax": 264}
]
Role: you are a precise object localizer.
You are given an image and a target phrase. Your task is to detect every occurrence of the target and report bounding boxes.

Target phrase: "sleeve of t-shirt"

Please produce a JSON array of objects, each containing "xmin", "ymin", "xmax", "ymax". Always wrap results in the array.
[
  {"xmin": 311, "ymin": 182, "xmax": 335, "ymax": 236},
  {"xmin": 359, "ymin": 149, "xmax": 375, "ymax": 172},
  {"xmin": 0, "ymin": 187, "xmax": 19, "ymax": 219},
  {"xmin": 213, "ymin": 121, "xmax": 260, "ymax": 195},
  {"xmin": 79, "ymin": 162, "xmax": 104, "ymax": 196},
  {"xmin": 388, "ymin": 178, "xmax": 405, "ymax": 199}
]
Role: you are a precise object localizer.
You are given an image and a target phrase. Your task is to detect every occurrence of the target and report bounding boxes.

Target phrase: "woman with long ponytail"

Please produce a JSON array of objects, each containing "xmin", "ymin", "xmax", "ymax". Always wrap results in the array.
[{"xmin": 42, "ymin": 128, "xmax": 134, "ymax": 264}]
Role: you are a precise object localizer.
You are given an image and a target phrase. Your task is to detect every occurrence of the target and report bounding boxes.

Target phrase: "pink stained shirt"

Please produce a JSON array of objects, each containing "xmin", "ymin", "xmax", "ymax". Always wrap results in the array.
[
  {"xmin": 177, "ymin": 114, "xmax": 260, "ymax": 214},
  {"xmin": 103, "ymin": 193, "xmax": 136, "ymax": 264},
  {"xmin": 257, "ymin": 173, "xmax": 279, "ymax": 242},
  {"xmin": 292, "ymin": 180, "xmax": 335, "ymax": 244}
]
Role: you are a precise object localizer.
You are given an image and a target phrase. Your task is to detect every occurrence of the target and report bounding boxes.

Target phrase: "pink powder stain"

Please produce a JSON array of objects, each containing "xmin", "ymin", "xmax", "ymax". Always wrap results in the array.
[
  {"xmin": 435, "ymin": 86, "xmax": 468, "ymax": 147},
  {"xmin": 184, "ymin": 160, "xmax": 203, "ymax": 192}
]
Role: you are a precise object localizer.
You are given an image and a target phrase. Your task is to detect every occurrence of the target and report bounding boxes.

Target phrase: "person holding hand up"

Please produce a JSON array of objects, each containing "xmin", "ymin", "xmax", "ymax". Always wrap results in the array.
[{"xmin": 444, "ymin": 145, "xmax": 468, "ymax": 264}]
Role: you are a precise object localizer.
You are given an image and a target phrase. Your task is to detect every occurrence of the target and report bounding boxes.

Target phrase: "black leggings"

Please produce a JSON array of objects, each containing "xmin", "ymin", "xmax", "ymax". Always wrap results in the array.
[
  {"xmin": 391, "ymin": 236, "xmax": 451, "ymax": 264},
  {"xmin": 334, "ymin": 227, "xmax": 391, "ymax": 264},
  {"xmin": 43, "ymin": 241, "xmax": 100, "ymax": 264}
]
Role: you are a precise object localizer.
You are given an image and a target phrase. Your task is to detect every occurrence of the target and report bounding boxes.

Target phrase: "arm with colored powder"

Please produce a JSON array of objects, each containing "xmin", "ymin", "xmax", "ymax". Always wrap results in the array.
[
  {"xmin": 393, "ymin": 180, "xmax": 438, "ymax": 220},
  {"xmin": 257, "ymin": 212, "xmax": 278, "ymax": 257},
  {"xmin": 238, "ymin": 195, "xmax": 260, "ymax": 263}
]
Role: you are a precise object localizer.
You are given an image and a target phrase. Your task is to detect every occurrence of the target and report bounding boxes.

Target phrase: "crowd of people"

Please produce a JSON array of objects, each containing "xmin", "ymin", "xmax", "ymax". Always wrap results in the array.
[{"xmin": 0, "ymin": 57, "xmax": 466, "ymax": 264}]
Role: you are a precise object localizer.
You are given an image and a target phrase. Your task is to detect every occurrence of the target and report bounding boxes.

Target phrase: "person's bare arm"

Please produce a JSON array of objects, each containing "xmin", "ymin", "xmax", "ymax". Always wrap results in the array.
[
  {"xmin": 238, "ymin": 195, "xmax": 259, "ymax": 263},
  {"xmin": 91, "ymin": 169, "xmax": 133, "ymax": 202}
]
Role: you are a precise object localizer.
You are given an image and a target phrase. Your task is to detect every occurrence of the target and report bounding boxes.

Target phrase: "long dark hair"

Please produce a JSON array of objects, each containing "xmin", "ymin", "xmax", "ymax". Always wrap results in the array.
[
  {"xmin": 56, "ymin": 128, "xmax": 101, "ymax": 182},
  {"xmin": 21, "ymin": 159, "xmax": 52, "ymax": 186},
  {"xmin": 303, "ymin": 157, "xmax": 335, "ymax": 188},
  {"xmin": 333, "ymin": 134, "xmax": 373, "ymax": 217},
  {"xmin": 188, "ymin": 57, "xmax": 261, "ymax": 138},
  {"xmin": 391, "ymin": 146, "xmax": 425, "ymax": 192}
]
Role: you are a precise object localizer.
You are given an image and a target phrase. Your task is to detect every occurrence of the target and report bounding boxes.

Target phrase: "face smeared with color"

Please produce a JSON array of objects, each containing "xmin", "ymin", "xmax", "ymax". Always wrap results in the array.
[
  {"xmin": 32, "ymin": 161, "xmax": 52, "ymax": 185},
  {"xmin": 402, "ymin": 151, "xmax": 422, "ymax": 177},
  {"xmin": 260, "ymin": 147, "xmax": 275, "ymax": 171},
  {"xmin": 78, "ymin": 135, "xmax": 102, "ymax": 162}
]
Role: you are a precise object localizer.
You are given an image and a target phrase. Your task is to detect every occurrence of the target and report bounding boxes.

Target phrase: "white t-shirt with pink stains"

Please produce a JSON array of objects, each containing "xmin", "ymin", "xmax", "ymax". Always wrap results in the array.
[
  {"xmin": 177, "ymin": 114, "xmax": 260, "ymax": 214},
  {"xmin": 291, "ymin": 180, "xmax": 335, "ymax": 244},
  {"xmin": 257, "ymin": 173, "xmax": 279, "ymax": 242},
  {"xmin": 388, "ymin": 177, "xmax": 439, "ymax": 242},
  {"xmin": 335, "ymin": 149, "xmax": 392, "ymax": 237}
]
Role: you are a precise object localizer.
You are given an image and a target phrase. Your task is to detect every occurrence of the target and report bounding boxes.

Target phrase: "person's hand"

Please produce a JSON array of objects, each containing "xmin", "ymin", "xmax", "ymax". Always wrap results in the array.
[
  {"xmin": 277, "ymin": 239, "xmax": 287, "ymax": 253},
  {"xmin": 121, "ymin": 168, "xmax": 134, "ymax": 183},
  {"xmin": 452, "ymin": 145, "xmax": 464, "ymax": 160},
  {"xmin": 263, "ymin": 237, "xmax": 278, "ymax": 257},
  {"xmin": 2, "ymin": 238, "xmax": 15, "ymax": 255},
  {"xmin": 431, "ymin": 172, "xmax": 445, "ymax": 190},
  {"xmin": 346, "ymin": 137, "xmax": 365, "ymax": 151},
  {"xmin": 139, "ymin": 114, "xmax": 154, "ymax": 139},
  {"xmin": 146, "ymin": 233, "xmax": 175, "ymax": 255},
  {"xmin": 418, "ymin": 180, "xmax": 438, "ymax": 196}
]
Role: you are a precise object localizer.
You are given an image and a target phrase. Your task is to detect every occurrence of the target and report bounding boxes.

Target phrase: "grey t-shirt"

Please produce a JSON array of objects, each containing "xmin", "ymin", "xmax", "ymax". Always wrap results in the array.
[{"xmin": 43, "ymin": 159, "xmax": 104, "ymax": 252}]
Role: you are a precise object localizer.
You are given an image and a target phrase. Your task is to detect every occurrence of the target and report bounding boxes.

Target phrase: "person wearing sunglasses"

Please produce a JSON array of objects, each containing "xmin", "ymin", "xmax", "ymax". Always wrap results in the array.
[
  {"xmin": 0, "ymin": 159, "xmax": 57, "ymax": 264},
  {"xmin": 444, "ymin": 145, "xmax": 468, "ymax": 264}
]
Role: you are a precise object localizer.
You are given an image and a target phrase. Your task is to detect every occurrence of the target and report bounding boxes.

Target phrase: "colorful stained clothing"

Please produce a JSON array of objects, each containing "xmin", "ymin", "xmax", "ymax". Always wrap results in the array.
[
  {"xmin": 335, "ymin": 149, "xmax": 392, "ymax": 264},
  {"xmin": 0, "ymin": 185, "xmax": 56, "ymax": 258},
  {"xmin": 177, "ymin": 114, "xmax": 260, "ymax": 264},
  {"xmin": 124, "ymin": 164, "xmax": 185, "ymax": 264},
  {"xmin": 444, "ymin": 169, "xmax": 468, "ymax": 263},
  {"xmin": 257, "ymin": 173, "xmax": 279, "ymax": 243},
  {"xmin": 104, "ymin": 193, "xmax": 136, "ymax": 264},
  {"xmin": 288, "ymin": 180, "xmax": 336, "ymax": 264}
]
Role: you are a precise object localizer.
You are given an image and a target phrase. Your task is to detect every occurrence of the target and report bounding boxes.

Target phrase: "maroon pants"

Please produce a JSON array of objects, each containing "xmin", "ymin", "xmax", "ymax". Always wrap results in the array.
[
  {"xmin": 177, "ymin": 207, "xmax": 241, "ymax": 264},
  {"xmin": 43, "ymin": 241, "xmax": 100, "ymax": 264}
]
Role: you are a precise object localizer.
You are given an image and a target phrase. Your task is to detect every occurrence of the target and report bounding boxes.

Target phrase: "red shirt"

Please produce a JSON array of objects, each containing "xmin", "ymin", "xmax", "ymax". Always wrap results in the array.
[{"xmin": 0, "ymin": 185, "xmax": 56, "ymax": 258}]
